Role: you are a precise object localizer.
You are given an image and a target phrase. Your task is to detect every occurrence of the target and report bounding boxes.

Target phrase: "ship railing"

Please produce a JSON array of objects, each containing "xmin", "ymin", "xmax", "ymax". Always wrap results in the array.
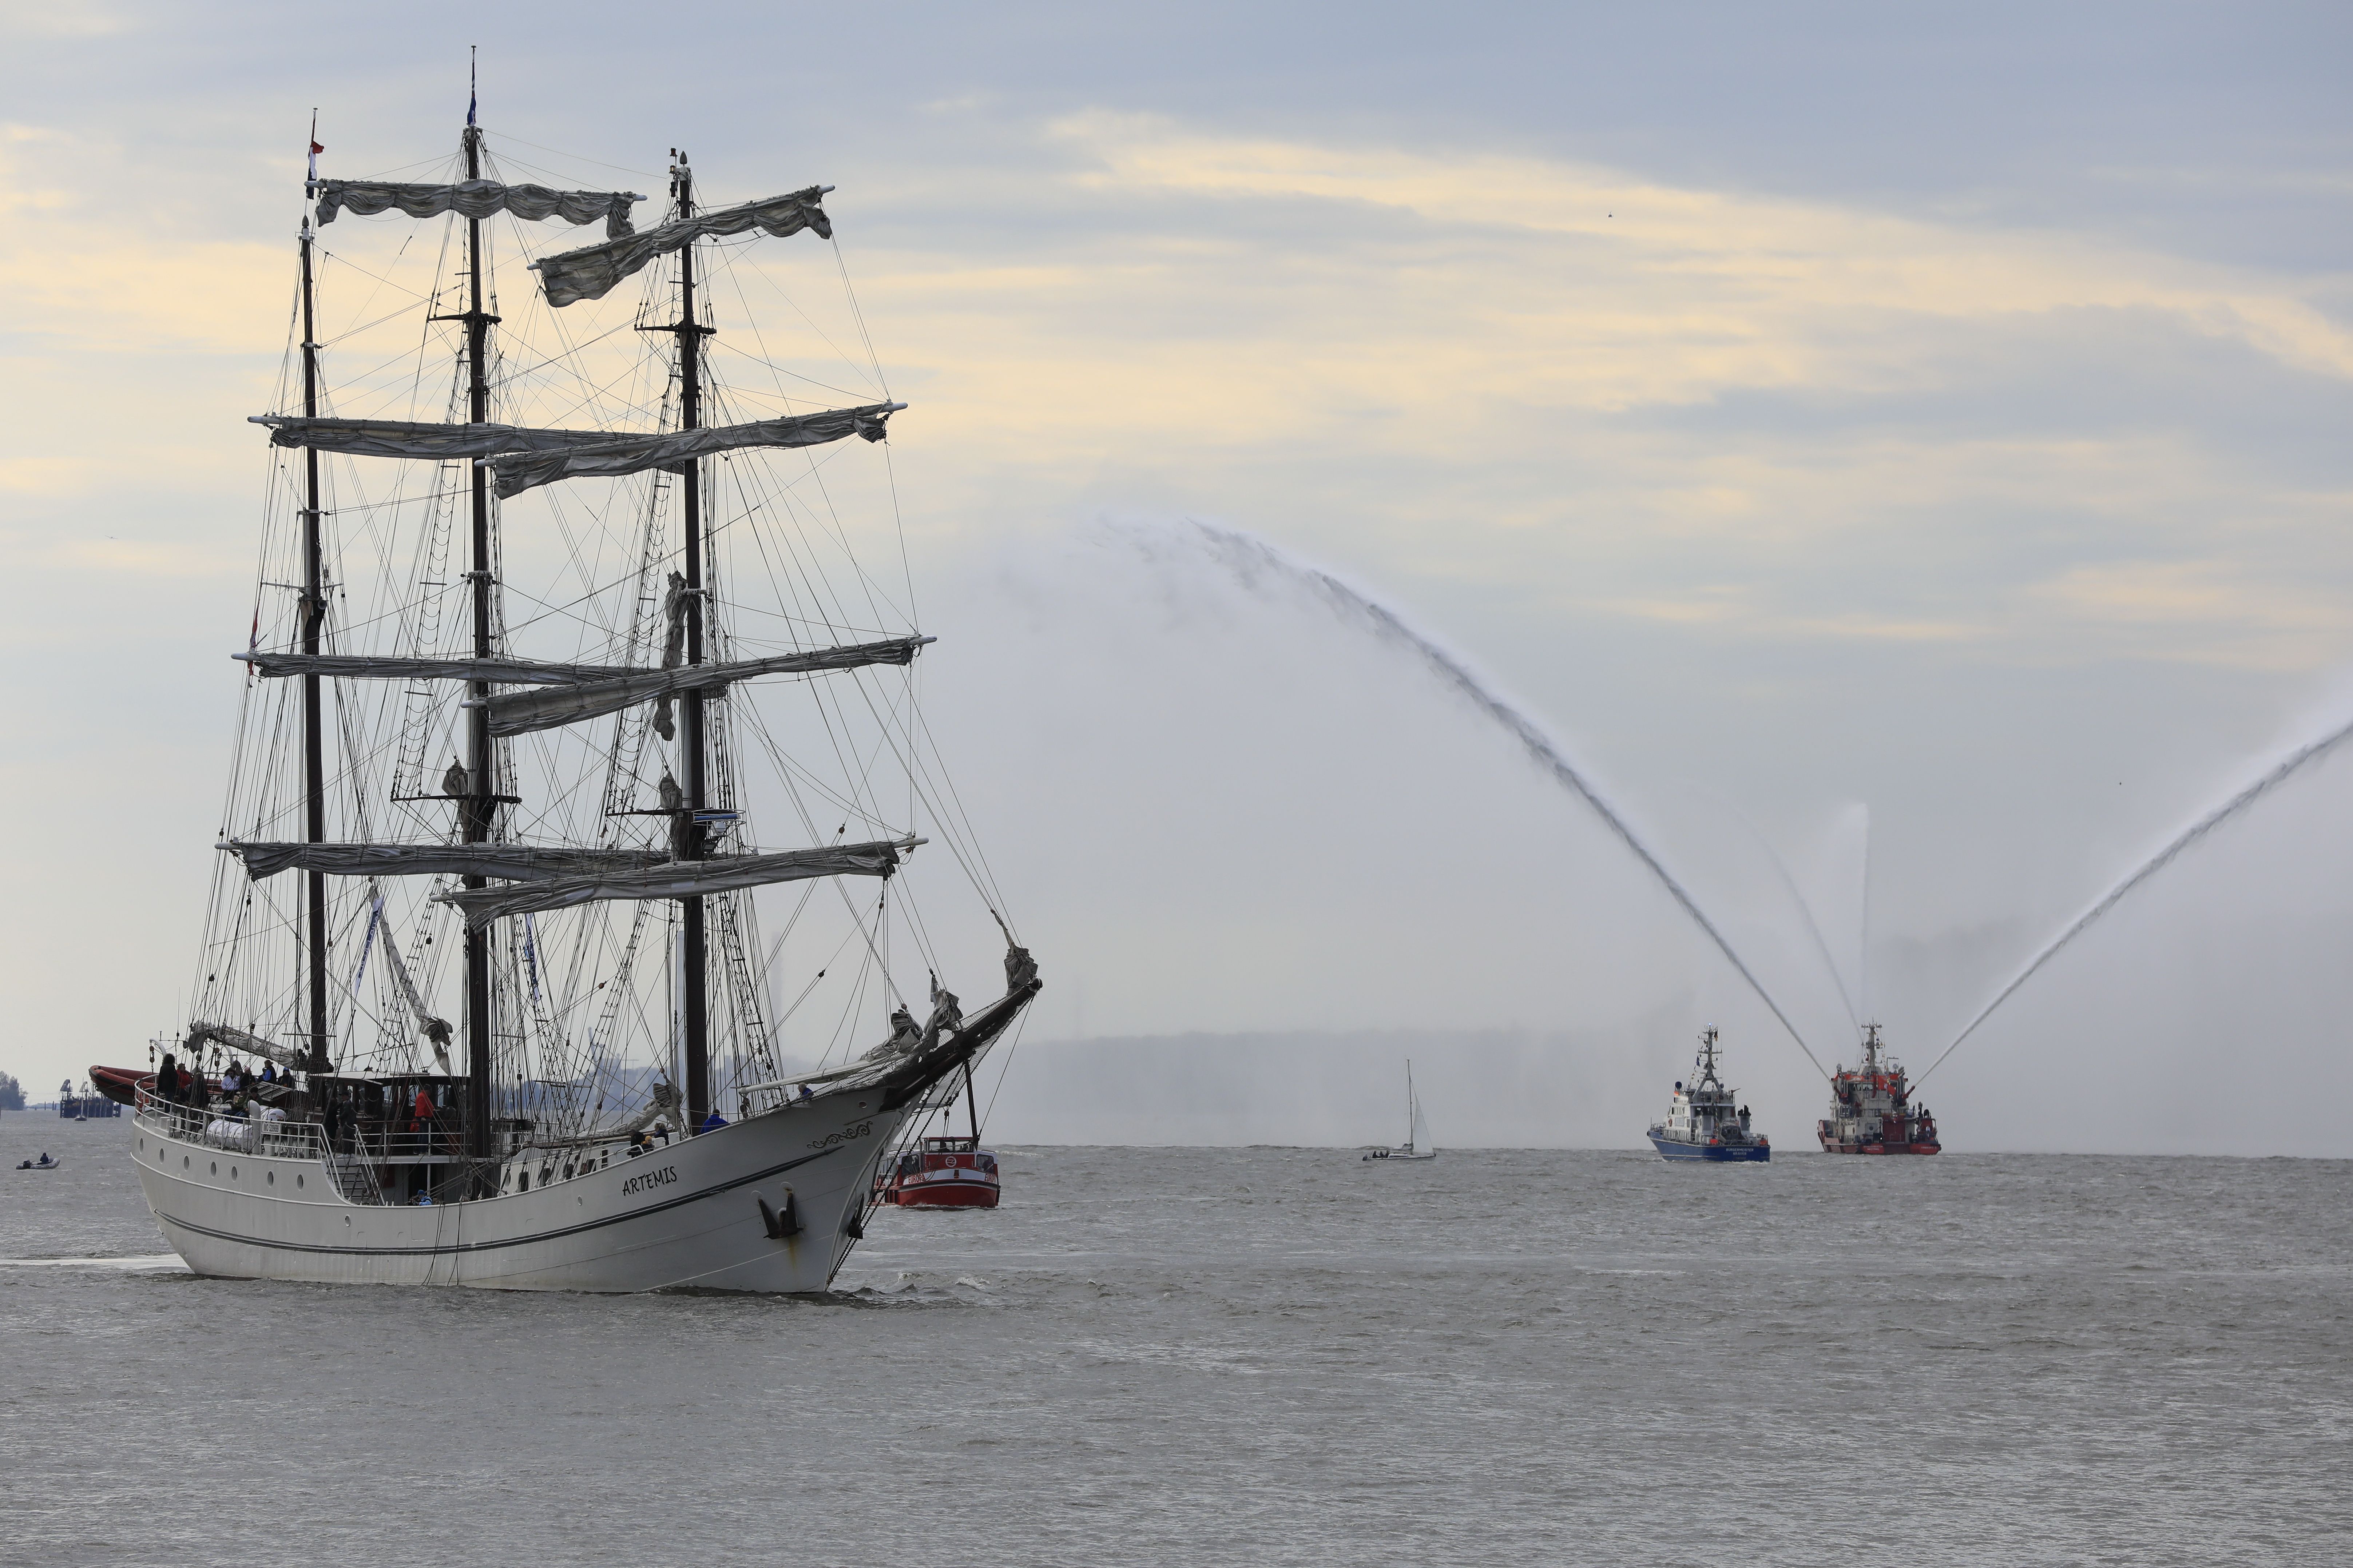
[
  {"xmin": 333, "ymin": 1124, "xmax": 470, "ymax": 1162},
  {"xmin": 135, "ymin": 1091, "xmax": 325, "ymax": 1160},
  {"xmin": 322, "ymin": 1146, "xmax": 394, "ymax": 1206}
]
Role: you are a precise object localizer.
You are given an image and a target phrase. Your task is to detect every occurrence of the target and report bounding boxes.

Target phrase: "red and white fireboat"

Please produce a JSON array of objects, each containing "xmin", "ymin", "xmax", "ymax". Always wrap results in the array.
[
  {"xmin": 876, "ymin": 1134, "xmax": 1001, "ymax": 1208},
  {"xmin": 1817, "ymin": 1023, "xmax": 1941, "ymax": 1154}
]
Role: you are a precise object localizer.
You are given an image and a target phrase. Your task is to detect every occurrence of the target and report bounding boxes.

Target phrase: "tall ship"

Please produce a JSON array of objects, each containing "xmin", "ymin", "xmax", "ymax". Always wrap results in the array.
[
  {"xmin": 103, "ymin": 93, "xmax": 1039, "ymax": 1291},
  {"xmin": 1646, "ymin": 1027, "xmax": 1767, "ymax": 1161},
  {"xmin": 1817, "ymin": 1024, "xmax": 1940, "ymax": 1154}
]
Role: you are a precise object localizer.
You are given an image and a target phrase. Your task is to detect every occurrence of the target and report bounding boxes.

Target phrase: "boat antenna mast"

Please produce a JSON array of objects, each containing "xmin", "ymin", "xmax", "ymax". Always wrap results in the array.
[
  {"xmin": 1694, "ymin": 1025, "xmax": 1721, "ymax": 1089},
  {"xmin": 1405, "ymin": 1059, "xmax": 1416, "ymax": 1151}
]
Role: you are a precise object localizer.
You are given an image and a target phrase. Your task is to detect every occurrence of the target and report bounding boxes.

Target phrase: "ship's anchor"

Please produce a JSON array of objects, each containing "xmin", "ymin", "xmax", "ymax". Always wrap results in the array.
[{"xmin": 756, "ymin": 1187, "xmax": 801, "ymax": 1240}]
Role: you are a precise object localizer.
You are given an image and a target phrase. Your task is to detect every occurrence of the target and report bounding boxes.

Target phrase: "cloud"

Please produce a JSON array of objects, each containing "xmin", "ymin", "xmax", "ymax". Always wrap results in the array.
[
  {"xmin": 0, "ymin": 125, "xmax": 287, "ymax": 356},
  {"xmin": 1046, "ymin": 110, "xmax": 2353, "ymax": 394},
  {"xmin": 0, "ymin": 9, "xmax": 128, "ymax": 40},
  {"xmin": 719, "ymin": 112, "xmax": 2341, "ymax": 674},
  {"xmin": 47, "ymin": 537, "xmax": 240, "ymax": 577}
]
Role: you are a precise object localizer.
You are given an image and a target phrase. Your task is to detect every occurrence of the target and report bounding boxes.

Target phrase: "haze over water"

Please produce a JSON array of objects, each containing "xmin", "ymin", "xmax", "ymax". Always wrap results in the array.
[{"xmin": 6, "ymin": 1118, "xmax": 2347, "ymax": 1565}]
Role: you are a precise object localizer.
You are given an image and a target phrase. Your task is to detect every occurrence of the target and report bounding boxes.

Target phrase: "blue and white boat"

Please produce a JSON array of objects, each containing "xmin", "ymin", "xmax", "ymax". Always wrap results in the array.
[{"xmin": 1647, "ymin": 1028, "xmax": 1768, "ymax": 1162}]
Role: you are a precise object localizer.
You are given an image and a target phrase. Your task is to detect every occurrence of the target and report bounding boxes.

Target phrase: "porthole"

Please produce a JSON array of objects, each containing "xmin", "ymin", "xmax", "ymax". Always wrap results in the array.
[
  {"xmin": 296, "ymin": 1174, "xmax": 304, "ymax": 1189},
  {"xmin": 210, "ymin": 1161, "xmax": 218, "ymax": 1175},
  {"xmin": 266, "ymin": 1171, "xmax": 274, "ymax": 1185},
  {"xmin": 138, "ymin": 1138, "xmax": 145, "ymax": 1151},
  {"xmin": 183, "ymin": 1155, "xmax": 190, "ymax": 1169},
  {"xmin": 231, "ymin": 1166, "xmax": 239, "ymax": 1179},
  {"xmin": 342, "ymin": 1215, "xmax": 350, "ymax": 1226}
]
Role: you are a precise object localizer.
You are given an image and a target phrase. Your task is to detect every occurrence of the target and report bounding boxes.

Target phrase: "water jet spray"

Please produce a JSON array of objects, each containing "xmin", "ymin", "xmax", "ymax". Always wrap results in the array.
[
  {"xmin": 1919, "ymin": 709, "xmax": 2353, "ymax": 1085},
  {"xmin": 1134, "ymin": 517, "xmax": 1829, "ymax": 1079}
]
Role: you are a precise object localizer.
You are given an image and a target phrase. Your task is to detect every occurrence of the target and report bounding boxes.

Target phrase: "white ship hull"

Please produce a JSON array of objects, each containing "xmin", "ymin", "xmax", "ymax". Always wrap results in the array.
[{"xmin": 131, "ymin": 1095, "xmax": 902, "ymax": 1293}]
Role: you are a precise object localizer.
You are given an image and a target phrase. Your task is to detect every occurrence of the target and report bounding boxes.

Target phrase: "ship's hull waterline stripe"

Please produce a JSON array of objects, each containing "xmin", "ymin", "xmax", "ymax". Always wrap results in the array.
[{"xmin": 152, "ymin": 1145, "xmax": 843, "ymax": 1259}]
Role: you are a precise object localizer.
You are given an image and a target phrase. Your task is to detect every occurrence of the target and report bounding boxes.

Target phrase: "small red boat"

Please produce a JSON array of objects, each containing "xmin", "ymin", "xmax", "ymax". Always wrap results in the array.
[
  {"xmin": 877, "ymin": 1135, "xmax": 1001, "ymax": 1207},
  {"xmin": 875, "ymin": 1056, "xmax": 1002, "ymax": 1208}
]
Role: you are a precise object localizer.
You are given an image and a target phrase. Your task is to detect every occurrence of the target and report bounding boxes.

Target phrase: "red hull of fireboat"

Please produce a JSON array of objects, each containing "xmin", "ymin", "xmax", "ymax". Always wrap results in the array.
[
  {"xmin": 890, "ymin": 1179, "xmax": 1001, "ymax": 1209},
  {"xmin": 1819, "ymin": 1139, "xmax": 1942, "ymax": 1155}
]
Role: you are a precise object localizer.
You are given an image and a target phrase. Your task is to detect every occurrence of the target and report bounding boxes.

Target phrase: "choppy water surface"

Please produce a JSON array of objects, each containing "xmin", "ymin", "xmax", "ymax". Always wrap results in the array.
[{"xmin": 2, "ymin": 1118, "xmax": 2347, "ymax": 1566}]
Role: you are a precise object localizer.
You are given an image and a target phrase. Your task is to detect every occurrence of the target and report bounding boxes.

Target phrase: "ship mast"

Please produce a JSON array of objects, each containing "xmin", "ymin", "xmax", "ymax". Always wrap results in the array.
[
  {"xmin": 671, "ymin": 149, "xmax": 711, "ymax": 1134},
  {"xmin": 297, "ymin": 208, "xmax": 329, "ymax": 1074},
  {"xmin": 459, "ymin": 115, "xmax": 497, "ymax": 1166}
]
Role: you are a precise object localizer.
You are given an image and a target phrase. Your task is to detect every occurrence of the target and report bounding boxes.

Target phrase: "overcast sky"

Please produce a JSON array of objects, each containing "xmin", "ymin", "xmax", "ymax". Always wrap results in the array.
[{"xmin": 4, "ymin": 2, "xmax": 2349, "ymax": 1151}]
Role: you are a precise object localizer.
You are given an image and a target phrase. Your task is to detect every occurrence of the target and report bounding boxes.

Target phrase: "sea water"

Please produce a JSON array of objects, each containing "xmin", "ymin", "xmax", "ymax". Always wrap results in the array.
[{"xmin": 2, "ymin": 1117, "xmax": 2346, "ymax": 1565}]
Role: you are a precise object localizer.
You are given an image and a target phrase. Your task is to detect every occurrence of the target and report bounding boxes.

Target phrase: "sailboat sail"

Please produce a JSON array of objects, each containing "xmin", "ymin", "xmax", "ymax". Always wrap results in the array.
[
  {"xmin": 433, "ymin": 840, "xmax": 920, "ymax": 928},
  {"xmin": 480, "ymin": 637, "xmax": 931, "ymax": 737},
  {"xmin": 252, "ymin": 404, "xmax": 902, "ymax": 498},
  {"xmin": 310, "ymin": 178, "xmax": 641, "ymax": 234},
  {"xmin": 222, "ymin": 842, "xmax": 664, "ymax": 882},
  {"xmin": 531, "ymin": 186, "xmax": 834, "ymax": 306}
]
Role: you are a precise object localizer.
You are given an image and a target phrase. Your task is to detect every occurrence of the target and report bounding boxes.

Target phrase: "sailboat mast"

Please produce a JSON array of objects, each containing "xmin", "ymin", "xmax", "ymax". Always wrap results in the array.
[
  {"xmin": 672, "ymin": 151, "xmax": 711, "ymax": 1134},
  {"xmin": 460, "ymin": 121, "xmax": 496, "ymax": 1163},
  {"xmin": 297, "ymin": 217, "xmax": 329, "ymax": 1074}
]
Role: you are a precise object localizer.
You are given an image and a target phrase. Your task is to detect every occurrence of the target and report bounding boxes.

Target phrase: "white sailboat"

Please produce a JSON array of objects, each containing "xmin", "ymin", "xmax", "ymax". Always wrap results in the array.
[
  {"xmin": 1363, "ymin": 1060, "xmax": 1438, "ymax": 1161},
  {"xmin": 115, "ymin": 92, "xmax": 1039, "ymax": 1292}
]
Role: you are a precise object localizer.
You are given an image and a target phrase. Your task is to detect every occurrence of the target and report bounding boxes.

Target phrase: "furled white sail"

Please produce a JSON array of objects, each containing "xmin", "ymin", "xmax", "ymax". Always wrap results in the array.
[
  {"xmin": 184, "ymin": 1020, "xmax": 306, "ymax": 1072},
  {"xmin": 481, "ymin": 405, "xmax": 900, "ymax": 498},
  {"xmin": 224, "ymin": 842, "xmax": 664, "ymax": 882},
  {"xmin": 484, "ymin": 637, "xmax": 932, "ymax": 737},
  {"xmin": 251, "ymin": 416, "xmax": 624, "ymax": 460},
  {"xmin": 361, "ymin": 889, "xmax": 453, "ymax": 1053},
  {"xmin": 251, "ymin": 405, "xmax": 901, "ymax": 498},
  {"xmin": 236, "ymin": 652, "xmax": 639, "ymax": 684},
  {"xmin": 311, "ymin": 178, "xmax": 641, "ymax": 237},
  {"xmin": 435, "ymin": 839, "xmax": 919, "ymax": 928},
  {"xmin": 532, "ymin": 186, "xmax": 832, "ymax": 306}
]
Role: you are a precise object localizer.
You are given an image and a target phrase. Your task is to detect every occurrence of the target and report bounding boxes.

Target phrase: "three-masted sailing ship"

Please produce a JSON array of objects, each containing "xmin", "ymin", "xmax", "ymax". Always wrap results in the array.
[{"xmin": 108, "ymin": 100, "xmax": 1039, "ymax": 1291}]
